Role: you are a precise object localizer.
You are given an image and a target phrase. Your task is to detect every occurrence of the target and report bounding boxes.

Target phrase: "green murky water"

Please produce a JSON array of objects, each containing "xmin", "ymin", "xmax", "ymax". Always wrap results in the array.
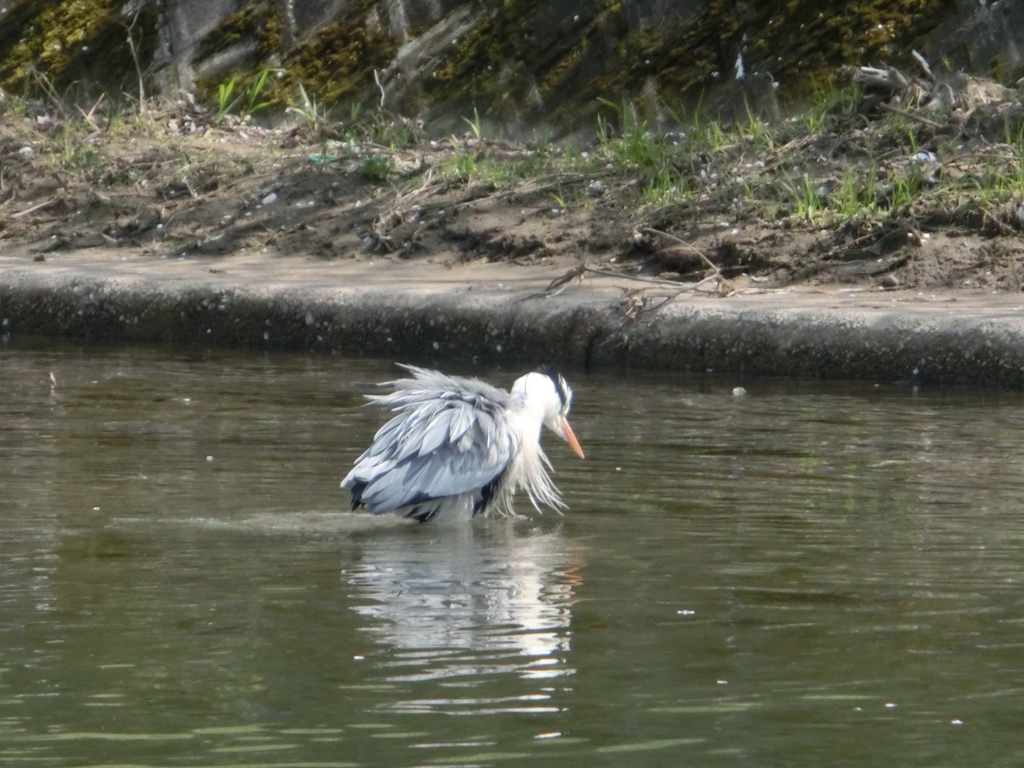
[{"xmin": 3, "ymin": 341, "xmax": 1024, "ymax": 767}]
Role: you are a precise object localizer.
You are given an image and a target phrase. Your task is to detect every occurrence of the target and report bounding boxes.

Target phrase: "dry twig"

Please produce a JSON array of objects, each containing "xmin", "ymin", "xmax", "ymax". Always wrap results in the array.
[
  {"xmin": 643, "ymin": 227, "xmax": 736, "ymax": 296},
  {"xmin": 11, "ymin": 198, "xmax": 58, "ymax": 218},
  {"xmin": 878, "ymin": 103, "xmax": 944, "ymax": 130}
]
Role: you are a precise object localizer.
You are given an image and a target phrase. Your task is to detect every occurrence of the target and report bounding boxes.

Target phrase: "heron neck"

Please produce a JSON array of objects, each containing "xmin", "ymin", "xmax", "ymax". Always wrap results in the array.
[{"xmin": 510, "ymin": 392, "xmax": 547, "ymax": 438}]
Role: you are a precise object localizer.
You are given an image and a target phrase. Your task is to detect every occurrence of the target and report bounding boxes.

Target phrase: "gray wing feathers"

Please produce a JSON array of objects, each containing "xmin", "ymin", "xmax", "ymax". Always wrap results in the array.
[{"xmin": 343, "ymin": 367, "xmax": 518, "ymax": 514}]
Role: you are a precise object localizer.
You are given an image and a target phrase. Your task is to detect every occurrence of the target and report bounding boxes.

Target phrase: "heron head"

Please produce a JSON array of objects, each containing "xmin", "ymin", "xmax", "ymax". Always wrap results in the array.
[{"xmin": 514, "ymin": 370, "xmax": 585, "ymax": 459}]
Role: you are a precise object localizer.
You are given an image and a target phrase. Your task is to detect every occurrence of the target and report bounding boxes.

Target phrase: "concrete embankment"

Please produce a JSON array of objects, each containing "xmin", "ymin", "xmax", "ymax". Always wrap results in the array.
[{"xmin": 3, "ymin": 251, "xmax": 1024, "ymax": 387}]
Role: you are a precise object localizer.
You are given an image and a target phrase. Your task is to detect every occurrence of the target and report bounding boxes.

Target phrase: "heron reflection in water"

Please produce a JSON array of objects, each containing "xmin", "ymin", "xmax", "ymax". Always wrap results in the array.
[
  {"xmin": 349, "ymin": 526, "xmax": 584, "ymax": 693},
  {"xmin": 342, "ymin": 365, "xmax": 585, "ymax": 523}
]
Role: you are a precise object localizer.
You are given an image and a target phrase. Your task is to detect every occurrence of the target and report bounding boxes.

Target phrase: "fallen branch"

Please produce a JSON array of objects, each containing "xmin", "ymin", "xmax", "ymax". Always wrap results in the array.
[
  {"xmin": 878, "ymin": 103, "xmax": 944, "ymax": 130},
  {"xmin": 11, "ymin": 199, "xmax": 58, "ymax": 218},
  {"xmin": 582, "ymin": 267, "xmax": 687, "ymax": 287},
  {"xmin": 642, "ymin": 227, "xmax": 736, "ymax": 296}
]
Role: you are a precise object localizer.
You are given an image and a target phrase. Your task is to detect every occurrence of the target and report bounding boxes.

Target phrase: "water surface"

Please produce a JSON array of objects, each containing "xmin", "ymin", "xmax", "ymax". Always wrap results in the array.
[{"xmin": 3, "ymin": 341, "xmax": 1024, "ymax": 766}]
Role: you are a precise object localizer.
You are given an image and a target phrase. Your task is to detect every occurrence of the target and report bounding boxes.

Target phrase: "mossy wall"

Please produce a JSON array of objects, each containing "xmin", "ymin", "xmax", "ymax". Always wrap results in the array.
[
  {"xmin": 193, "ymin": 3, "xmax": 282, "ymax": 65},
  {"xmin": 282, "ymin": 0, "xmax": 398, "ymax": 105},
  {"xmin": 0, "ymin": 0, "xmax": 160, "ymax": 98},
  {"xmin": 0, "ymin": 0, "xmax": 1012, "ymax": 128}
]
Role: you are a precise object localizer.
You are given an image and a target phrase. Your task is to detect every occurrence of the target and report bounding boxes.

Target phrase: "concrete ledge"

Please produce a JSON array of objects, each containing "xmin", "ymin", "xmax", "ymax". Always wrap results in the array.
[{"xmin": 3, "ymin": 252, "xmax": 1024, "ymax": 386}]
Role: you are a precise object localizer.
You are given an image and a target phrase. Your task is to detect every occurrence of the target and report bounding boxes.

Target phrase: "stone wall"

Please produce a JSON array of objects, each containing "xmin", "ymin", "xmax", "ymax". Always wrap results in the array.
[{"xmin": 1, "ymin": 0, "xmax": 1020, "ymax": 128}]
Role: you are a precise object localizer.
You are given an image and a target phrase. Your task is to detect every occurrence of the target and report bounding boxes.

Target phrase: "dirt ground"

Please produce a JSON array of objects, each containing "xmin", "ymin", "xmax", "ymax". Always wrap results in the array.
[{"xmin": 2, "ymin": 75, "xmax": 1023, "ymax": 301}]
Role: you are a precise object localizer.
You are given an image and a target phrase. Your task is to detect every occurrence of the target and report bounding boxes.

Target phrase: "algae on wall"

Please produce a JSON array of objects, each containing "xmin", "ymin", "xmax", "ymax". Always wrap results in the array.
[
  {"xmin": 280, "ymin": 0, "xmax": 398, "ymax": 106},
  {"xmin": 0, "ymin": 0, "xmax": 1005, "ymax": 130},
  {"xmin": 193, "ymin": 3, "xmax": 283, "ymax": 66},
  {"xmin": 651, "ymin": 0, "xmax": 958, "ymax": 99},
  {"xmin": 0, "ymin": 0, "xmax": 160, "ymax": 98},
  {"xmin": 368, "ymin": 0, "xmax": 956, "ymax": 125}
]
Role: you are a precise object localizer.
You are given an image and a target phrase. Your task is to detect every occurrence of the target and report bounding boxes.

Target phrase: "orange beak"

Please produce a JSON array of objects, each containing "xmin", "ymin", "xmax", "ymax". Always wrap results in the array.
[{"xmin": 560, "ymin": 416, "xmax": 585, "ymax": 459}]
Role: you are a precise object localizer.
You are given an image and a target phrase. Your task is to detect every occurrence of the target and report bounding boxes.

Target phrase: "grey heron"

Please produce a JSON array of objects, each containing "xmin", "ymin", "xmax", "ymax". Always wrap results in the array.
[{"xmin": 342, "ymin": 365, "xmax": 585, "ymax": 523}]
